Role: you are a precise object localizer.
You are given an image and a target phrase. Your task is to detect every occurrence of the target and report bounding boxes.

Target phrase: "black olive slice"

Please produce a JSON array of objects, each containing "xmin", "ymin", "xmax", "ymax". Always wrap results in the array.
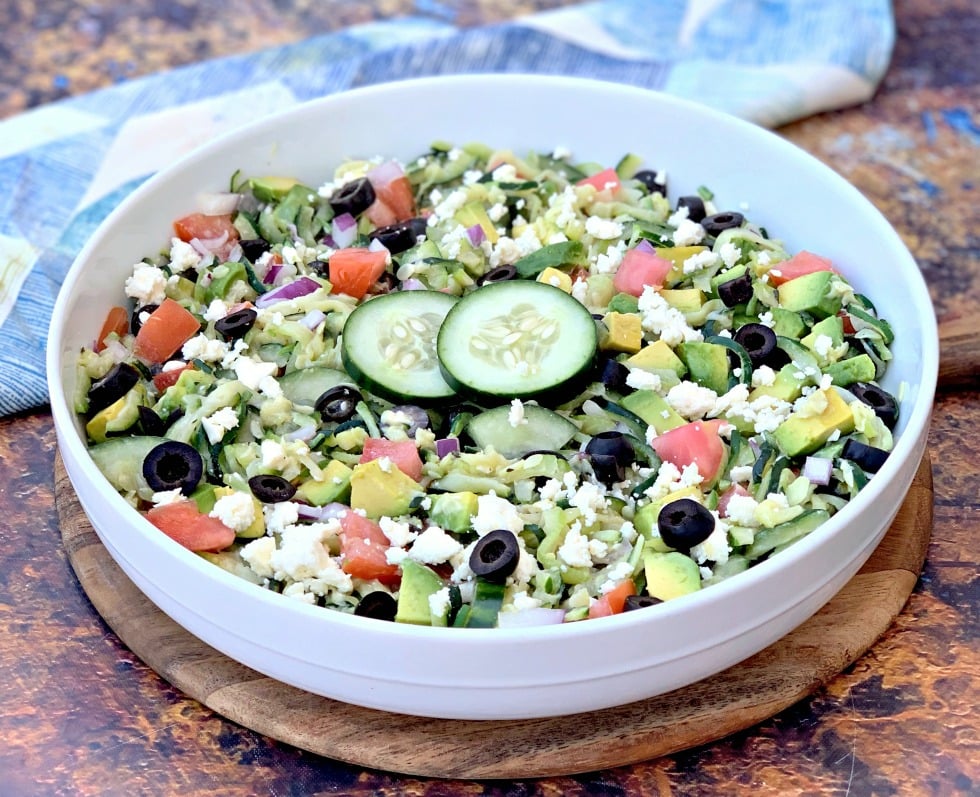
[
  {"xmin": 633, "ymin": 169, "xmax": 667, "ymax": 196},
  {"xmin": 329, "ymin": 177, "xmax": 376, "ymax": 218},
  {"xmin": 841, "ymin": 438, "xmax": 889, "ymax": 473},
  {"xmin": 354, "ymin": 591, "xmax": 398, "ymax": 621},
  {"xmin": 87, "ymin": 362, "xmax": 141, "ymax": 415},
  {"xmin": 657, "ymin": 498, "xmax": 715, "ymax": 553},
  {"xmin": 239, "ymin": 238, "xmax": 271, "ymax": 262},
  {"xmin": 142, "ymin": 440, "xmax": 203, "ymax": 495},
  {"xmin": 733, "ymin": 322, "xmax": 779, "ymax": 367},
  {"xmin": 702, "ymin": 211, "xmax": 745, "ymax": 237},
  {"xmin": 586, "ymin": 431, "xmax": 635, "ymax": 484},
  {"xmin": 215, "ymin": 308, "xmax": 258, "ymax": 341},
  {"xmin": 717, "ymin": 273, "xmax": 754, "ymax": 307},
  {"xmin": 477, "ymin": 264, "xmax": 518, "ymax": 285},
  {"xmin": 676, "ymin": 195, "xmax": 707, "ymax": 223},
  {"xmin": 469, "ymin": 529, "xmax": 520, "ymax": 584},
  {"xmin": 131, "ymin": 304, "xmax": 159, "ymax": 336},
  {"xmin": 597, "ymin": 357, "xmax": 631, "ymax": 393},
  {"xmin": 624, "ymin": 594, "xmax": 662, "ymax": 611},
  {"xmin": 368, "ymin": 217, "xmax": 428, "ymax": 255},
  {"xmin": 386, "ymin": 404, "xmax": 430, "ymax": 437},
  {"xmin": 248, "ymin": 474, "xmax": 297, "ymax": 503},
  {"xmin": 315, "ymin": 385, "xmax": 362, "ymax": 423},
  {"xmin": 850, "ymin": 382, "xmax": 899, "ymax": 429},
  {"xmin": 137, "ymin": 405, "xmax": 166, "ymax": 437}
]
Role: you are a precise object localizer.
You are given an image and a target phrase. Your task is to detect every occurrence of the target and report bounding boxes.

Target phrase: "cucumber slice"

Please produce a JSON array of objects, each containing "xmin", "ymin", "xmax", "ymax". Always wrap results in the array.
[
  {"xmin": 437, "ymin": 281, "xmax": 597, "ymax": 400},
  {"xmin": 278, "ymin": 367, "xmax": 354, "ymax": 407},
  {"xmin": 89, "ymin": 435, "xmax": 169, "ymax": 494},
  {"xmin": 341, "ymin": 290, "xmax": 459, "ymax": 404},
  {"xmin": 466, "ymin": 404, "xmax": 578, "ymax": 459}
]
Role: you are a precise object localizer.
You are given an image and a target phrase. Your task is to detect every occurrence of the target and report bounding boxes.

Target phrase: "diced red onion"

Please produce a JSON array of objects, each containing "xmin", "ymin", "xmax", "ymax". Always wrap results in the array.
[
  {"xmin": 226, "ymin": 243, "xmax": 242, "ymax": 263},
  {"xmin": 296, "ymin": 502, "xmax": 348, "ymax": 522},
  {"xmin": 634, "ymin": 239, "xmax": 656, "ymax": 254},
  {"xmin": 284, "ymin": 424, "xmax": 317, "ymax": 442},
  {"xmin": 802, "ymin": 456, "xmax": 833, "ymax": 486},
  {"xmin": 189, "ymin": 232, "xmax": 229, "ymax": 256},
  {"xmin": 400, "ymin": 278, "xmax": 426, "ymax": 291},
  {"xmin": 331, "ymin": 213, "xmax": 358, "ymax": 249},
  {"xmin": 496, "ymin": 608, "xmax": 566, "ymax": 628},
  {"xmin": 466, "ymin": 224, "xmax": 486, "ymax": 247},
  {"xmin": 367, "ymin": 160, "xmax": 404, "ymax": 187},
  {"xmin": 748, "ymin": 438, "xmax": 762, "ymax": 457},
  {"xmin": 103, "ymin": 337, "xmax": 130, "ymax": 363},
  {"xmin": 299, "ymin": 309, "xmax": 326, "ymax": 330},
  {"xmin": 197, "ymin": 191, "xmax": 242, "ymax": 216},
  {"xmin": 435, "ymin": 437, "xmax": 460, "ymax": 458},
  {"xmin": 263, "ymin": 263, "xmax": 283, "ymax": 285},
  {"xmin": 321, "ymin": 234, "xmax": 337, "ymax": 249},
  {"xmin": 368, "ymin": 237, "xmax": 389, "ymax": 254},
  {"xmin": 255, "ymin": 275, "xmax": 321, "ymax": 308}
]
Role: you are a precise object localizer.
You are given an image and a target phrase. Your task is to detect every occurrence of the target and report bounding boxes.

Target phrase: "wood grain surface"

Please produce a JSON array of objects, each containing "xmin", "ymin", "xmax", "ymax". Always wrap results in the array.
[{"xmin": 55, "ymin": 453, "xmax": 933, "ymax": 780}]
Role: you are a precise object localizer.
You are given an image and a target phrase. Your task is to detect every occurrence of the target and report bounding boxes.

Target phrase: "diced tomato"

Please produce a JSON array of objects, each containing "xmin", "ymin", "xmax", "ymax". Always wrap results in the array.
[
  {"xmin": 650, "ymin": 419, "xmax": 728, "ymax": 483},
  {"xmin": 367, "ymin": 162, "xmax": 416, "ymax": 223},
  {"xmin": 588, "ymin": 579, "xmax": 637, "ymax": 619},
  {"xmin": 767, "ymin": 251, "xmax": 836, "ymax": 286},
  {"xmin": 173, "ymin": 213, "xmax": 240, "ymax": 257},
  {"xmin": 339, "ymin": 510, "xmax": 401, "ymax": 585},
  {"xmin": 153, "ymin": 363, "xmax": 192, "ymax": 392},
  {"xmin": 577, "ymin": 167, "xmax": 621, "ymax": 195},
  {"xmin": 613, "ymin": 246, "xmax": 673, "ymax": 296},
  {"xmin": 328, "ymin": 247, "xmax": 389, "ymax": 300},
  {"xmin": 838, "ymin": 310, "xmax": 857, "ymax": 335},
  {"xmin": 145, "ymin": 501, "xmax": 236, "ymax": 553},
  {"xmin": 360, "ymin": 438, "xmax": 423, "ymax": 482},
  {"xmin": 95, "ymin": 306, "xmax": 129, "ymax": 351},
  {"xmin": 364, "ymin": 200, "xmax": 399, "ymax": 228},
  {"xmin": 717, "ymin": 483, "xmax": 752, "ymax": 518},
  {"xmin": 133, "ymin": 298, "xmax": 202, "ymax": 364}
]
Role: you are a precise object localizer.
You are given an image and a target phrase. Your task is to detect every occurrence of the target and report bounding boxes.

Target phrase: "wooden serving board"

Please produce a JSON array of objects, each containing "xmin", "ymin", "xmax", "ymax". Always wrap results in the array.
[{"xmin": 55, "ymin": 452, "xmax": 933, "ymax": 780}]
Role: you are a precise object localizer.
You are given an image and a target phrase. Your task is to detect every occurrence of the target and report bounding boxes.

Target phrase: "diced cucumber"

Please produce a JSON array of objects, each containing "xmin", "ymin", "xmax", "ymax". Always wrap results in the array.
[
  {"xmin": 341, "ymin": 290, "xmax": 459, "ymax": 404},
  {"xmin": 466, "ymin": 404, "xmax": 578, "ymax": 459},
  {"xmin": 89, "ymin": 436, "xmax": 169, "ymax": 494},
  {"xmin": 279, "ymin": 367, "xmax": 354, "ymax": 408},
  {"xmin": 437, "ymin": 281, "xmax": 597, "ymax": 400}
]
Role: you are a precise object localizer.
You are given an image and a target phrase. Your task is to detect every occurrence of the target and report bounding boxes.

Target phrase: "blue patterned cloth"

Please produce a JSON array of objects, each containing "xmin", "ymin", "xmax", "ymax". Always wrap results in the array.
[{"xmin": 0, "ymin": 0, "xmax": 895, "ymax": 415}]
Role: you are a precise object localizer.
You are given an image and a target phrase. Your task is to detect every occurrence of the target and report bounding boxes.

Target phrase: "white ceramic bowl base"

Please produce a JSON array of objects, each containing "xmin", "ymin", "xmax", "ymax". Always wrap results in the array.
[{"xmin": 49, "ymin": 75, "xmax": 937, "ymax": 720}]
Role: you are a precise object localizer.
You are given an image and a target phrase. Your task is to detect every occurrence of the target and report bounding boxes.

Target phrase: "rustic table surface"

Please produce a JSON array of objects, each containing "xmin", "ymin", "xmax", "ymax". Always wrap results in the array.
[{"xmin": 0, "ymin": 1, "xmax": 977, "ymax": 795}]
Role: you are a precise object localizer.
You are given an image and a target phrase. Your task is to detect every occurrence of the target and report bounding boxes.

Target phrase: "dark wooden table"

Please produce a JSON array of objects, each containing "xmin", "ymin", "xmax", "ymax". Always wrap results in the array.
[{"xmin": 1, "ymin": 1, "xmax": 977, "ymax": 794}]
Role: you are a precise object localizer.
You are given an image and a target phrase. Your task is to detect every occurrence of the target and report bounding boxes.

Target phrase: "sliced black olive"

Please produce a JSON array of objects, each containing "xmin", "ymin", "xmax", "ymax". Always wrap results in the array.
[
  {"xmin": 841, "ymin": 438, "xmax": 889, "ymax": 473},
  {"xmin": 142, "ymin": 440, "xmax": 203, "ymax": 495},
  {"xmin": 717, "ymin": 273, "xmax": 754, "ymax": 307},
  {"xmin": 586, "ymin": 431, "xmax": 635, "ymax": 484},
  {"xmin": 137, "ymin": 405, "xmax": 166, "ymax": 437},
  {"xmin": 248, "ymin": 474, "xmax": 297, "ymax": 503},
  {"xmin": 130, "ymin": 303, "xmax": 158, "ymax": 335},
  {"xmin": 477, "ymin": 264, "xmax": 518, "ymax": 285},
  {"xmin": 315, "ymin": 385, "xmax": 362, "ymax": 422},
  {"xmin": 733, "ymin": 322, "xmax": 779, "ymax": 367},
  {"xmin": 368, "ymin": 217, "xmax": 428, "ymax": 255},
  {"xmin": 87, "ymin": 362, "xmax": 141, "ymax": 415},
  {"xmin": 657, "ymin": 498, "xmax": 715, "ymax": 553},
  {"xmin": 309, "ymin": 259, "xmax": 330, "ymax": 278},
  {"xmin": 633, "ymin": 169, "xmax": 667, "ymax": 196},
  {"xmin": 387, "ymin": 404, "xmax": 430, "ymax": 437},
  {"xmin": 329, "ymin": 177, "xmax": 376, "ymax": 218},
  {"xmin": 676, "ymin": 195, "xmax": 706, "ymax": 223},
  {"xmin": 215, "ymin": 308, "xmax": 258, "ymax": 341},
  {"xmin": 354, "ymin": 591, "xmax": 398, "ymax": 621},
  {"xmin": 239, "ymin": 238, "xmax": 271, "ymax": 262},
  {"xmin": 624, "ymin": 594, "xmax": 662, "ymax": 611},
  {"xmin": 702, "ymin": 211, "xmax": 745, "ymax": 237},
  {"xmin": 469, "ymin": 529, "xmax": 520, "ymax": 584},
  {"xmin": 598, "ymin": 356, "xmax": 631, "ymax": 393},
  {"xmin": 850, "ymin": 382, "xmax": 899, "ymax": 429},
  {"xmin": 371, "ymin": 271, "xmax": 399, "ymax": 294}
]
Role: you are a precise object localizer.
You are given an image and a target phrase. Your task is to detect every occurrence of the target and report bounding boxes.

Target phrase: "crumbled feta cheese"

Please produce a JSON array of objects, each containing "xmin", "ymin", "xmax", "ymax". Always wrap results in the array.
[
  {"xmin": 210, "ymin": 490, "xmax": 256, "ymax": 533},
  {"xmin": 508, "ymin": 398, "xmax": 528, "ymax": 428},
  {"xmin": 125, "ymin": 264, "xmax": 168, "ymax": 305},
  {"xmin": 626, "ymin": 368, "xmax": 663, "ymax": 392},
  {"xmin": 690, "ymin": 514, "xmax": 730, "ymax": 565},
  {"xmin": 600, "ymin": 561, "xmax": 635, "ymax": 592},
  {"xmin": 429, "ymin": 587, "xmax": 451, "ymax": 620},
  {"xmin": 556, "ymin": 523, "xmax": 592, "ymax": 568},
  {"xmin": 594, "ymin": 240, "xmax": 627, "ymax": 274},
  {"xmin": 729, "ymin": 465, "xmax": 754, "ymax": 484},
  {"xmin": 409, "ymin": 526, "xmax": 463, "ymax": 565},
  {"xmin": 234, "ymin": 356, "xmax": 279, "ymax": 394},
  {"xmin": 203, "ymin": 298, "xmax": 229, "ymax": 323},
  {"xmin": 263, "ymin": 501, "xmax": 300, "ymax": 535},
  {"xmin": 752, "ymin": 364, "xmax": 777, "ymax": 387},
  {"xmin": 552, "ymin": 145, "xmax": 572, "ymax": 159},
  {"xmin": 667, "ymin": 206, "xmax": 689, "ymax": 226},
  {"xmin": 151, "ymin": 489, "xmax": 185, "ymax": 508},
  {"xmin": 379, "ymin": 517, "xmax": 417, "ymax": 548},
  {"xmin": 585, "ymin": 215, "xmax": 624, "ymax": 240},
  {"xmin": 202, "ymin": 406, "xmax": 239, "ymax": 444},
  {"xmin": 666, "ymin": 381, "xmax": 719, "ymax": 420},
  {"xmin": 182, "ymin": 334, "xmax": 229, "ymax": 363},
  {"xmin": 757, "ymin": 251, "xmax": 772, "ymax": 266},
  {"xmin": 568, "ymin": 481, "xmax": 608, "ymax": 526},
  {"xmin": 725, "ymin": 493, "xmax": 761, "ymax": 526},
  {"xmin": 169, "ymin": 237, "xmax": 202, "ymax": 273},
  {"xmin": 637, "ymin": 286, "xmax": 704, "ymax": 346},
  {"xmin": 719, "ymin": 241, "xmax": 742, "ymax": 268},
  {"xmin": 682, "ymin": 249, "xmax": 720, "ymax": 274},
  {"xmin": 510, "ymin": 589, "xmax": 543, "ymax": 611},
  {"xmin": 491, "ymin": 163, "xmax": 518, "ymax": 183},
  {"xmin": 757, "ymin": 310, "xmax": 775, "ymax": 328},
  {"xmin": 487, "ymin": 202, "xmax": 508, "ymax": 222},
  {"xmin": 471, "ymin": 493, "xmax": 524, "ymax": 537},
  {"xmin": 240, "ymin": 536, "xmax": 277, "ymax": 580},
  {"xmin": 671, "ymin": 218, "xmax": 706, "ymax": 246}
]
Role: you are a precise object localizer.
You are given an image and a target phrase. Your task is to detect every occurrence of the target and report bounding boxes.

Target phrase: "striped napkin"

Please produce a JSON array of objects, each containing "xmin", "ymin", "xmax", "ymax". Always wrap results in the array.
[{"xmin": 0, "ymin": 0, "xmax": 894, "ymax": 415}]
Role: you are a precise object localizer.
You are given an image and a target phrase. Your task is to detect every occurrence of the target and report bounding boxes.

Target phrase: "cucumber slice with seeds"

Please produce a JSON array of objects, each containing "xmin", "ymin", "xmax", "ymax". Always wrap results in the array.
[
  {"xmin": 436, "ymin": 281, "xmax": 597, "ymax": 400},
  {"xmin": 341, "ymin": 290, "xmax": 459, "ymax": 404}
]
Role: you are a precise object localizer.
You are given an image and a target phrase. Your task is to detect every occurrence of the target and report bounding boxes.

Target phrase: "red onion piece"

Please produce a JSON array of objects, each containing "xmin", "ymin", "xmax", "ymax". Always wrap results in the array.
[
  {"xmin": 802, "ymin": 456, "xmax": 833, "ymax": 486},
  {"xmin": 367, "ymin": 160, "xmax": 405, "ymax": 187},
  {"xmin": 299, "ymin": 309, "xmax": 326, "ymax": 330},
  {"xmin": 284, "ymin": 424, "xmax": 317, "ymax": 442},
  {"xmin": 296, "ymin": 502, "xmax": 348, "ymax": 522},
  {"xmin": 466, "ymin": 224, "xmax": 486, "ymax": 247},
  {"xmin": 368, "ymin": 238, "xmax": 389, "ymax": 254},
  {"xmin": 400, "ymin": 278, "xmax": 426, "ymax": 291},
  {"xmin": 634, "ymin": 238, "xmax": 656, "ymax": 254},
  {"xmin": 331, "ymin": 213, "xmax": 358, "ymax": 249},
  {"xmin": 496, "ymin": 608, "xmax": 566, "ymax": 628},
  {"xmin": 263, "ymin": 263, "xmax": 283, "ymax": 285},
  {"xmin": 254, "ymin": 276, "xmax": 321, "ymax": 308},
  {"xmin": 196, "ymin": 191, "xmax": 241, "ymax": 216},
  {"xmin": 435, "ymin": 437, "xmax": 460, "ymax": 458}
]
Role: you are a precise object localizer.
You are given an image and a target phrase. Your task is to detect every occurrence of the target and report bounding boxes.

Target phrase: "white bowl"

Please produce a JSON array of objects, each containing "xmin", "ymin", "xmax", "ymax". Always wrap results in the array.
[{"xmin": 48, "ymin": 75, "xmax": 937, "ymax": 720}]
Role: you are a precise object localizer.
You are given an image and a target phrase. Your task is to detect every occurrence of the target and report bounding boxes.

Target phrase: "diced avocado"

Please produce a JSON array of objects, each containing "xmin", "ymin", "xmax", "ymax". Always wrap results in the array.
[
  {"xmin": 536, "ymin": 266, "xmax": 572, "ymax": 293},
  {"xmin": 295, "ymin": 459, "xmax": 353, "ymax": 506},
  {"xmin": 768, "ymin": 307, "xmax": 808, "ymax": 339},
  {"xmin": 801, "ymin": 315, "xmax": 844, "ymax": 353},
  {"xmin": 655, "ymin": 246, "xmax": 708, "ymax": 286},
  {"xmin": 826, "ymin": 354, "xmax": 877, "ymax": 386},
  {"xmin": 620, "ymin": 390, "xmax": 686, "ymax": 434},
  {"xmin": 85, "ymin": 384, "xmax": 147, "ymax": 443},
  {"xmin": 349, "ymin": 459, "xmax": 421, "ymax": 519},
  {"xmin": 626, "ymin": 340, "xmax": 687, "ymax": 378},
  {"xmin": 584, "ymin": 273, "xmax": 616, "ymax": 309},
  {"xmin": 190, "ymin": 483, "xmax": 219, "ymax": 515},
  {"xmin": 601, "ymin": 311, "xmax": 643, "ymax": 353},
  {"xmin": 777, "ymin": 271, "xmax": 842, "ymax": 319},
  {"xmin": 608, "ymin": 292, "xmax": 640, "ymax": 314},
  {"xmin": 659, "ymin": 288, "xmax": 704, "ymax": 314},
  {"xmin": 429, "ymin": 491, "xmax": 479, "ymax": 534},
  {"xmin": 748, "ymin": 363, "xmax": 805, "ymax": 403},
  {"xmin": 212, "ymin": 485, "xmax": 265, "ymax": 538},
  {"xmin": 676, "ymin": 340, "xmax": 730, "ymax": 394},
  {"xmin": 395, "ymin": 560, "xmax": 444, "ymax": 626},
  {"xmin": 633, "ymin": 487, "xmax": 704, "ymax": 552},
  {"xmin": 643, "ymin": 550, "xmax": 702, "ymax": 601},
  {"xmin": 249, "ymin": 176, "xmax": 301, "ymax": 202},
  {"xmin": 772, "ymin": 387, "xmax": 855, "ymax": 457},
  {"xmin": 333, "ymin": 426, "xmax": 369, "ymax": 451}
]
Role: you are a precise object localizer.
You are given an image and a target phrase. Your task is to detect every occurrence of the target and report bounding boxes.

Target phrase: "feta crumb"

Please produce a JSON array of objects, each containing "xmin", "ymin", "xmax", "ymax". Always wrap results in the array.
[
  {"xmin": 182, "ymin": 334, "xmax": 229, "ymax": 363},
  {"xmin": 263, "ymin": 501, "xmax": 300, "ymax": 535},
  {"xmin": 169, "ymin": 238, "xmax": 202, "ymax": 273},
  {"xmin": 718, "ymin": 241, "xmax": 742, "ymax": 268},
  {"xmin": 585, "ymin": 215, "xmax": 624, "ymax": 240},
  {"xmin": 626, "ymin": 368, "xmax": 663, "ymax": 392},
  {"xmin": 725, "ymin": 493, "xmax": 761, "ymax": 526},
  {"xmin": 125, "ymin": 264, "xmax": 168, "ymax": 305},
  {"xmin": 210, "ymin": 490, "xmax": 256, "ymax": 533},
  {"xmin": 671, "ymin": 218, "xmax": 706, "ymax": 246},
  {"xmin": 556, "ymin": 523, "xmax": 592, "ymax": 568},
  {"xmin": 757, "ymin": 311, "xmax": 775, "ymax": 328},
  {"xmin": 682, "ymin": 249, "xmax": 720, "ymax": 274},
  {"xmin": 409, "ymin": 526, "xmax": 464, "ymax": 565},
  {"xmin": 151, "ymin": 489, "xmax": 185, "ymax": 508},
  {"xmin": 379, "ymin": 517, "xmax": 417, "ymax": 548},
  {"xmin": 666, "ymin": 381, "xmax": 719, "ymax": 420},
  {"xmin": 429, "ymin": 587, "xmax": 451, "ymax": 620},
  {"xmin": 637, "ymin": 286, "xmax": 704, "ymax": 346},
  {"xmin": 202, "ymin": 406, "xmax": 239, "ymax": 444},
  {"xmin": 472, "ymin": 493, "xmax": 524, "ymax": 537},
  {"xmin": 752, "ymin": 364, "xmax": 777, "ymax": 387},
  {"xmin": 690, "ymin": 514, "xmax": 730, "ymax": 565},
  {"xmin": 508, "ymin": 398, "xmax": 528, "ymax": 428},
  {"xmin": 240, "ymin": 536, "xmax": 277, "ymax": 580}
]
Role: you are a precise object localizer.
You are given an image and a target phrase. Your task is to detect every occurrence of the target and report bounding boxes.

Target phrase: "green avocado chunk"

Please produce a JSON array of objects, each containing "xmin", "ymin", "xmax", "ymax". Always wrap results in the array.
[
  {"xmin": 643, "ymin": 550, "xmax": 702, "ymax": 601},
  {"xmin": 676, "ymin": 340, "xmax": 731, "ymax": 394},
  {"xmin": 395, "ymin": 560, "xmax": 444, "ymax": 626}
]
